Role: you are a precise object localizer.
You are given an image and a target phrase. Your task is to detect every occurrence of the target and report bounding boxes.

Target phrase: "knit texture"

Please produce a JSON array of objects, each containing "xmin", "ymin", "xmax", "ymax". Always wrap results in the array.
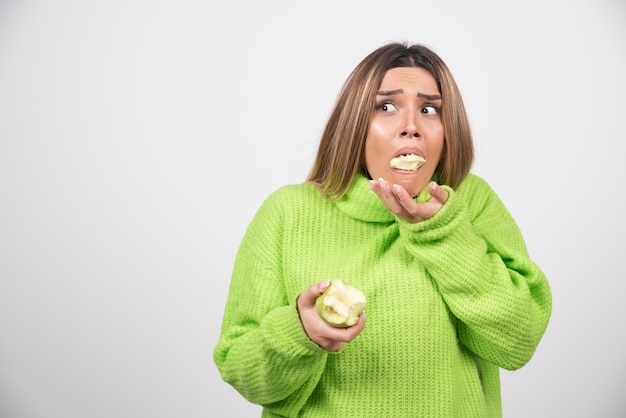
[{"xmin": 213, "ymin": 173, "xmax": 552, "ymax": 417}]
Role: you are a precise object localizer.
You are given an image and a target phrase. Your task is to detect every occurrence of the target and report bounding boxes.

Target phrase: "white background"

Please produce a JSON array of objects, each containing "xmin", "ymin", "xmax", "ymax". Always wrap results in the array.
[{"xmin": 1, "ymin": 0, "xmax": 625, "ymax": 417}]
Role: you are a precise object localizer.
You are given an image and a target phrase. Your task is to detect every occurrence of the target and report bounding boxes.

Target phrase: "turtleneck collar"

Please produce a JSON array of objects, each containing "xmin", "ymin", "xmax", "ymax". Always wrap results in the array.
[{"xmin": 334, "ymin": 174, "xmax": 433, "ymax": 223}]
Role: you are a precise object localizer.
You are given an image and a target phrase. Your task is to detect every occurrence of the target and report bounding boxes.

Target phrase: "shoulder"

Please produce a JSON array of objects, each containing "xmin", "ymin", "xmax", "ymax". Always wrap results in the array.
[
  {"xmin": 455, "ymin": 173, "xmax": 511, "ymax": 222},
  {"xmin": 253, "ymin": 182, "xmax": 324, "ymax": 220},
  {"xmin": 241, "ymin": 183, "xmax": 321, "ymax": 239},
  {"xmin": 456, "ymin": 173, "xmax": 500, "ymax": 203},
  {"xmin": 456, "ymin": 172, "xmax": 492, "ymax": 194},
  {"xmin": 263, "ymin": 182, "xmax": 323, "ymax": 207}
]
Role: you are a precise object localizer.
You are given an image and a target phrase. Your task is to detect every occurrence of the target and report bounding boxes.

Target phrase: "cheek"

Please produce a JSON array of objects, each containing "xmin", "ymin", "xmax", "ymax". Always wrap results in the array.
[
  {"xmin": 363, "ymin": 137, "xmax": 376, "ymax": 175},
  {"xmin": 365, "ymin": 121, "xmax": 389, "ymax": 156},
  {"xmin": 368, "ymin": 120, "xmax": 389, "ymax": 139},
  {"xmin": 433, "ymin": 136, "xmax": 444, "ymax": 157},
  {"xmin": 364, "ymin": 130, "xmax": 388, "ymax": 176},
  {"xmin": 427, "ymin": 125, "xmax": 445, "ymax": 159}
]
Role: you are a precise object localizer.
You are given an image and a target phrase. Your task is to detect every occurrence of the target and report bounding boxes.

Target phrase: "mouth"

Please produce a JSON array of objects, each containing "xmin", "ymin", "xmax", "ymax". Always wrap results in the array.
[{"xmin": 389, "ymin": 154, "xmax": 426, "ymax": 171}]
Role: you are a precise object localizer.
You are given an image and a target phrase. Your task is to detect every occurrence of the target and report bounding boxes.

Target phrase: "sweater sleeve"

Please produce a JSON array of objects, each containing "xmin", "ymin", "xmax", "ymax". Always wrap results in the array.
[
  {"xmin": 398, "ymin": 175, "xmax": 552, "ymax": 370},
  {"xmin": 213, "ymin": 190, "xmax": 328, "ymax": 416}
]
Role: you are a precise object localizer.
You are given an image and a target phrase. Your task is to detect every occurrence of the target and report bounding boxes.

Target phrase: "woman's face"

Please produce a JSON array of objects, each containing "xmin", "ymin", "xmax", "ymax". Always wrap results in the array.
[{"xmin": 364, "ymin": 67, "xmax": 444, "ymax": 197}]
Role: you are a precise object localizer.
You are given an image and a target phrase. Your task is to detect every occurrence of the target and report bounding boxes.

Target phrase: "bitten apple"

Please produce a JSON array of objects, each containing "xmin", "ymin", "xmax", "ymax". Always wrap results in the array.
[
  {"xmin": 390, "ymin": 154, "xmax": 426, "ymax": 171},
  {"xmin": 315, "ymin": 279, "xmax": 366, "ymax": 327}
]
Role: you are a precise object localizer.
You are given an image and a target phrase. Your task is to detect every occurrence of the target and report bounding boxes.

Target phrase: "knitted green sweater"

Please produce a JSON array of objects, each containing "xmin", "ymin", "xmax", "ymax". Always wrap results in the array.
[{"xmin": 214, "ymin": 173, "xmax": 552, "ymax": 417}]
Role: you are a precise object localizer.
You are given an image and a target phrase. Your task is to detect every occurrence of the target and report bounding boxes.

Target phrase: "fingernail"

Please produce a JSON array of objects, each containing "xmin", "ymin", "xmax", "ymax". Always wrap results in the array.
[
  {"xmin": 392, "ymin": 184, "xmax": 401, "ymax": 193},
  {"xmin": 320, "ymin": 280, "xmax": 330, "ymax": 291},
  {"xmin": 369, "ymin": 180, "xmax": 375, "ymax": 189}
]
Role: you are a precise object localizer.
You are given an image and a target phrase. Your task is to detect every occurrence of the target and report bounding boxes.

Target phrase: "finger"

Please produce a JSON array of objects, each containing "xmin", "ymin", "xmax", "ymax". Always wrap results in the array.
[
  {"xmin": 324, "ymin": 341, "xmax": 345, "ymax": 352},
  {"xmin": 317, "ymin": 279, "xmax": 331, "ymax": 294},
  {"xmin": 393, "ymin": 183, "xmax": 444, "ymax": 222},
  {"xmin": 392, "ymin": 184, "xmax": 414, "ymax": 207},
  {"xmin": 392, "ymin": 184, "xmax": 432, "ymax": 222},
  {"xmin": 368, "ymin": 178, "xmax": 379, "ymax": 192},
  {"xmin": 299, "ymin": 280, "xmax": 330, "ymax": 309},
  {"xmin": 428, "ymin": 182, "xmax": 449, "ymax": 204},
  {"xmin": 373, "ymin": 178, "xmax": 404, "ymax": 213},
  {"xmin": 326, "ymin": 311, "xmax": 366, "ymax": 342},
  {"xmin": 368, "ymin": 178, "xmax": 390, "ymax": 197},
  {"xmin": 352, "ymin": 311, "xmax": 366, "ymax": 334}
]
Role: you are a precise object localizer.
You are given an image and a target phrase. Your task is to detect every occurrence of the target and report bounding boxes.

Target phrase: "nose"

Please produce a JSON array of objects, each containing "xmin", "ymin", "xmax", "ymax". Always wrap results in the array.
[
  {"xmin": 400, "ymin": 110, "xmax": 420, "ymax": 138},
  {"xmin": 401, "ymin": 130, "xmax": 420, "ymax": 138}
]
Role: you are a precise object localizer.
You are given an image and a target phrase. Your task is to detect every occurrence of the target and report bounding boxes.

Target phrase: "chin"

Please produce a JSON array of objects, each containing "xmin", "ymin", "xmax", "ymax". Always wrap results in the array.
[{"xmin": 397, "ymin": 178, "xmax": 426, "ymax": 198}]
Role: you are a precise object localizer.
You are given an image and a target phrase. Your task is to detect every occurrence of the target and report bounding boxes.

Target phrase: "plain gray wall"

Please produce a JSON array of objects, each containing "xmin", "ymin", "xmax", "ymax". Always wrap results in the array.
[{"xmin": 1, "ymin": 0, "xmax": 625, "ymax": 417}]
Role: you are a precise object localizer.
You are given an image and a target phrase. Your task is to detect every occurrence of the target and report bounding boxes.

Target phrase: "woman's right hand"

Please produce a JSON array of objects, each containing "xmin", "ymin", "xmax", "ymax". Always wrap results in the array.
[{"xmin": 297, "ymin": 280, "xmax": 365, "ymax": 352}]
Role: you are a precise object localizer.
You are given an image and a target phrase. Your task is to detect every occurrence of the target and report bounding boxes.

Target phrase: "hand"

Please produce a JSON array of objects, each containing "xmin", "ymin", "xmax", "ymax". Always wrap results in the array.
[
  {"xmin": 369, "ymin": 178, "xmax": 448, "ymax": 223},
  {"xmin": 297, "ymin": 280, "xmax": 365, "ymax": 352}
]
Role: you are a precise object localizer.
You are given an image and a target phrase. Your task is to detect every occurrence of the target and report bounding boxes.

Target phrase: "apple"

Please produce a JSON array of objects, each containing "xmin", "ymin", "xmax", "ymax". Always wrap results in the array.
[
  {"xmin": 315, "ymin": 279, "xmax": 366, "ymax": 327},
  {"xmin": 390, "ymin": 154, "xmax": 426, "ymax": 171}
]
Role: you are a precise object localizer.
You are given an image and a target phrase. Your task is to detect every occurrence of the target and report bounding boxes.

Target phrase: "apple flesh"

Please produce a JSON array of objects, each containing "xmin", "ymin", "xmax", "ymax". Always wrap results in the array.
[
  {"xmin": 315, "ymin": 279, "xmax": 366, "ymax": 327},
  {"xmin": 390, "ymin": 154, "xmax": 426, "ymax": 171}
]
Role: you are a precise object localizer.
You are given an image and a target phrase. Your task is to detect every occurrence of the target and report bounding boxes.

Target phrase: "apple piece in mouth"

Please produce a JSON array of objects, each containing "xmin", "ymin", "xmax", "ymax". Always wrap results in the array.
[
  {"xmin": 390, "ymin": 154, "xmax": 426, "ymax": 171},
  {"xmin": 315, "ymin": 279, "xmax": 366, "ymax": 327}
]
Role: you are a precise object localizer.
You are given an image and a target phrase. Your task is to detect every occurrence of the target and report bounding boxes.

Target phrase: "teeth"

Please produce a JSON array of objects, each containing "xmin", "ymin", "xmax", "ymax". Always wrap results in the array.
[{"xmin": 390, "ymin": 154, "xmax": 426, "ymax": 171}]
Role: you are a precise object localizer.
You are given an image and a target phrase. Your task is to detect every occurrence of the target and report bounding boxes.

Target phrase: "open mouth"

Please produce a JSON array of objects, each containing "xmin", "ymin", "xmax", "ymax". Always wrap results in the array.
[{"xmin": 389, "ymin": 154, "xmax": 426, "ymax": 171}]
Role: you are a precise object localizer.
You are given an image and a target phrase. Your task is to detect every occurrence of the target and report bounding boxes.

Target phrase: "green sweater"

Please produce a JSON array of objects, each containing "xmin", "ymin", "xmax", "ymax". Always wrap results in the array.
[{"xmin": 213, "ymin": 173, "xmax": 552, "ymax": 417}]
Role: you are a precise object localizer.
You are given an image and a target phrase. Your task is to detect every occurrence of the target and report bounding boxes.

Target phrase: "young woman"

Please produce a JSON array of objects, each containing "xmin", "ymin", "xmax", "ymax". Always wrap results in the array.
[{"xmin": 214, "ymin": 42, "xmax": 552, "ymax": 417}]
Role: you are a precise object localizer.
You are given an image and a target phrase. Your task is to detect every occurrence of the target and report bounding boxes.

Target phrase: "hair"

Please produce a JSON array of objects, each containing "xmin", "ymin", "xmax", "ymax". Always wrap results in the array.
[{"xmin": 306, "ymin": 42, "xmax": 474, "ymax": 200}]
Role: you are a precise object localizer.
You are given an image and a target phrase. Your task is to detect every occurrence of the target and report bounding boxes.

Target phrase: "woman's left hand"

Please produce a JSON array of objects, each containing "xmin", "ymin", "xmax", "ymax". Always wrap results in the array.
[{"xmin": 369, "ymin": 178, "xmax": 448, "ymax": 223}]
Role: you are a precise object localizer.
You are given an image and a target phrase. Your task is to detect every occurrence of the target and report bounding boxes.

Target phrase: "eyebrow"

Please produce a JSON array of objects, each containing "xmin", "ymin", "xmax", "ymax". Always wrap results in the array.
[
  {"xmin": 376, "ymin": 89, "xmax": 442, "ymax": 101},
  {"xmin": 376, "ymin": 89, "xmax": 403, "ymax": 96},
  {"xmin": 417, "ymin": 92, "xmax": 442, "ymax": 101}
]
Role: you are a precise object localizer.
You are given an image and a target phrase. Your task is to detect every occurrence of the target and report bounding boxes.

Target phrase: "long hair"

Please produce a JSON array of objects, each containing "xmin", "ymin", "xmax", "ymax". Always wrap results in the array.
[{"xmin": 306, "ymin": 42, "xmax": 474, "ymax": 200}]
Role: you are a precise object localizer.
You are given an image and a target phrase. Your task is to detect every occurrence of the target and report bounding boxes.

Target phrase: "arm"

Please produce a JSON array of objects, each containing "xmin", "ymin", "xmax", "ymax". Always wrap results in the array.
[
  {"xmin": 212, "ymin": 192, "xmax": 327, "ymax": 416},
  {"xmin": 399, "ymin": 176, "xmax": 552, "ymax": 370}
]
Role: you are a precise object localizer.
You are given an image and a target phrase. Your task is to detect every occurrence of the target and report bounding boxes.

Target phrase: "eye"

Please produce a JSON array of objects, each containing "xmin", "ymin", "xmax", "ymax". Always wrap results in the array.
[
  {"xmin": 376, "ymin": 102, "xmax": 397, "ymax": 112},
  {"xmin": 421, "ymin": 104, "xmax": 440, "ymax": 115}
]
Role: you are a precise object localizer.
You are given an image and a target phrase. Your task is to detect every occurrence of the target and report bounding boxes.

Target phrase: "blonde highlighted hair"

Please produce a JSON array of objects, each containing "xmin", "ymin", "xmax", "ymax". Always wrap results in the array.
[{"xmin": 307, "ymin": 42, "xmax": 474, "ymax": 199}]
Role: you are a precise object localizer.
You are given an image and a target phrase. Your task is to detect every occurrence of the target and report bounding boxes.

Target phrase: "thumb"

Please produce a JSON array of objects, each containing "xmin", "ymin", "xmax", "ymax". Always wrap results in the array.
[
  {"xmin": 318, "ymin": 279, "xmax": 331, "ymax": 294},
  {"xmin": 300, "ymin": 280, "xmax": 330, "ymax": 308}
]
